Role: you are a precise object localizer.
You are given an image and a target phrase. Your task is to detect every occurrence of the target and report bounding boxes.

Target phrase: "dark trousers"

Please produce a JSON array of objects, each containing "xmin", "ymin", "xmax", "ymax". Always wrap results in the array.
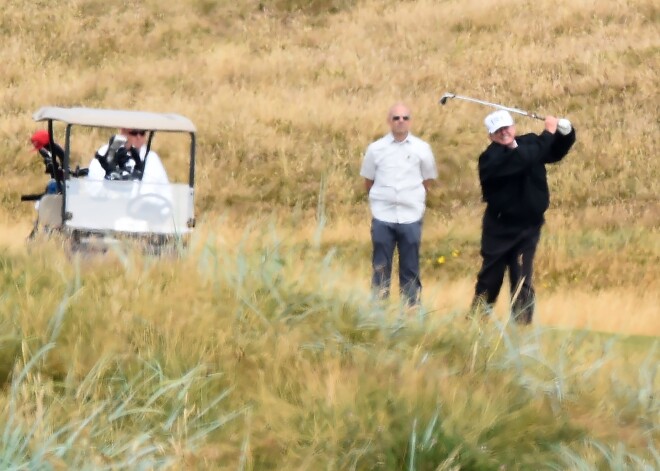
[
  {"xmin": 473, "ymin": 220, "xmax": 542, "ymax": 324},
  {"xmin": 371, "ymin": 218, "xmax": 422, "ymax": 306}
]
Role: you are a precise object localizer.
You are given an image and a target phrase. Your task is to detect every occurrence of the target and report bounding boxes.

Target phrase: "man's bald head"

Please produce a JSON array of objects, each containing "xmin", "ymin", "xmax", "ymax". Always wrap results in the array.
[{"xmin": 387, "ymin": 103, "xmax": 412, "ymax": 141}]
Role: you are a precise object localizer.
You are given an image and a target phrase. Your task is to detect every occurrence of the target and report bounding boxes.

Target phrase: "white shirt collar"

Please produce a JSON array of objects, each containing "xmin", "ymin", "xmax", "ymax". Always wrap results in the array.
[{"xmin": 389, "ymin": 132, "xmax": 410, "ymax": 143}]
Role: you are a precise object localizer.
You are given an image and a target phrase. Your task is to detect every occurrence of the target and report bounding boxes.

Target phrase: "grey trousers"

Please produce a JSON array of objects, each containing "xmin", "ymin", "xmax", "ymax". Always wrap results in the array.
[{"xmin": 371, "ymin": 218, "xmax": 422, "ymax": 305}]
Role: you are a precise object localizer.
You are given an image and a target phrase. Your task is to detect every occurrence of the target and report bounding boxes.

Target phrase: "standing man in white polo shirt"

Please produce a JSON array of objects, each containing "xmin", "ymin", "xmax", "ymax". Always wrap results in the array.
[{"xmin": 360, "ymin": 103, "xmax": 438, "ymax": 306}]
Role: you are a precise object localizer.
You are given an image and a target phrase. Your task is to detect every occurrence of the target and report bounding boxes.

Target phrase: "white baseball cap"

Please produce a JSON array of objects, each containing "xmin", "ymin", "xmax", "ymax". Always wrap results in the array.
[{"xmin": 484, "ymin": 110, "xmax": 514, "ymax": 134}]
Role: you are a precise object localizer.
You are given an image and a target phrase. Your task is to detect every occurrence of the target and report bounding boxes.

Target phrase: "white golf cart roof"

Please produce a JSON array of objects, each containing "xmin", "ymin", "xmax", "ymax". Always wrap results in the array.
[{"xmin": 33, "ymin": 106, "xmax": 196, "ymax": 133}]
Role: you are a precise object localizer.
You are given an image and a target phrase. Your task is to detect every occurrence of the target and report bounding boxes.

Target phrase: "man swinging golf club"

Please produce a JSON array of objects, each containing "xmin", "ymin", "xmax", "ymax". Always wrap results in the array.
[{"xmin": 470, "ymin": 109, "xmax": 576, "ymax": 324}]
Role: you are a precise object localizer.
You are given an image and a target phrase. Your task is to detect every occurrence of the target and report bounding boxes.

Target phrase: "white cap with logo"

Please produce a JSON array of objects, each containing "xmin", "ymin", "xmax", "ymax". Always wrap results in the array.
[{"xmin": 484, "ymin": 110, "xmax": 514, "ymax": 134}]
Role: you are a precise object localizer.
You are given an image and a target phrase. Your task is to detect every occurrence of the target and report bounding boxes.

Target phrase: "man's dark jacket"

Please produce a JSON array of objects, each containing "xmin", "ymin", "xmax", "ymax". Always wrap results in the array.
[{"xmin": 478, "ymin": 128, "xmax": 576, "ymax": 232}]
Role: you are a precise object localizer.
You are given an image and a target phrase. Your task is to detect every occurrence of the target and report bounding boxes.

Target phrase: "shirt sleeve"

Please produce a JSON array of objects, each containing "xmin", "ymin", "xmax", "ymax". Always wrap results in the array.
[
  {"xmin": 360, "ymin": 146, "xmax": 376, "ymax": 180},
  {"xmin": 420, "ymin": 142, "xmax": 438, "ymax": 180},
  {"xmin": 544, "ymin": 127, "xmax": 577, "ymax": 164},
  {"xmin": 87, "ymin": 159, "xmax": 105, "ymax": 180},
  {"xmin": 142, "ymin": 151, "xmax": 169, "ymax": 184},
  {"xmin": 87, "ymin": 144, "xmax": 108, "ymax": 180}
]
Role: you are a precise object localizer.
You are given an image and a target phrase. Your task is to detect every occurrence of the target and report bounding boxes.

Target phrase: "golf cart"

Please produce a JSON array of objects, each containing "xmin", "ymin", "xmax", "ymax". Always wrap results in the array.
[{"xmin": 23, "ymin": 106, "xmax": 197, "ymax": 254}]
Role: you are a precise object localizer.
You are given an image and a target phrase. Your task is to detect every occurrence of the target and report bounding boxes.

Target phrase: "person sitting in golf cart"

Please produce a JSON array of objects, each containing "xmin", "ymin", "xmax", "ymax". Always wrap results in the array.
[{"xmin": 88, "ymin": 128, "xmax": 169, "ymax": 184}]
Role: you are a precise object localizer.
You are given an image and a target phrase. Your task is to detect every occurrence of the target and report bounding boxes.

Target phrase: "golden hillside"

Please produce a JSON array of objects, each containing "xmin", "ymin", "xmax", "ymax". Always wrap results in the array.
[
  {"xmin": 3, "ymin": 0, "xmax": 658, "ymax": 211},
  {"xmin": 1, "ymin": 0, "xmax": 658, "ymax": 331},
  {"xmin": 0, "ymin": 2, "xmax": 659, "ymax": 468}
]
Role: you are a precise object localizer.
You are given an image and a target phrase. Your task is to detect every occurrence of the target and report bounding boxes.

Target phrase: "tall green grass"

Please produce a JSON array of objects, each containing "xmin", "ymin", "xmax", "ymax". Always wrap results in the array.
[{"xmin": 1, "ymin": 231, "xmax": 657, "ymax": 468}]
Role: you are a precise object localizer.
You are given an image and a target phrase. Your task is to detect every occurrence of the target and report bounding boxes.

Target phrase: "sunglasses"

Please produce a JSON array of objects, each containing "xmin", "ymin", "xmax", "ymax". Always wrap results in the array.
[
  {"xmin": 128, "ymin": 130, "xmax": 146, "ymax": 136},
  {"xmin": 392, "ymin": 115, "xmax": 410, "ymax": 121}
]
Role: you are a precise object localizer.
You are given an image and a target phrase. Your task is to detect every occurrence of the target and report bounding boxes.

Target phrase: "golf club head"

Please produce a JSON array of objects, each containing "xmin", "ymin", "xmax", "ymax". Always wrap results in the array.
[{"xmin": 439, "ymin": 93, "xmax": 455, "ymax": 105}]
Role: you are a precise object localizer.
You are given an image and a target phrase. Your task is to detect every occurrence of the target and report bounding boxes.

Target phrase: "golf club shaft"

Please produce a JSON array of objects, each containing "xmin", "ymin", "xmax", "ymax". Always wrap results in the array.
[{"xmin": 440, "ymin": 93, "xmax": 545, "ymax": 120}]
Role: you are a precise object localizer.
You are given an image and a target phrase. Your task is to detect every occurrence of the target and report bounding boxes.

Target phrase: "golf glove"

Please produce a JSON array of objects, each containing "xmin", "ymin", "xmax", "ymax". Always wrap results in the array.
[{"xmin": 557, "ymin": 118, "xmax": 572, "ymax": 135}]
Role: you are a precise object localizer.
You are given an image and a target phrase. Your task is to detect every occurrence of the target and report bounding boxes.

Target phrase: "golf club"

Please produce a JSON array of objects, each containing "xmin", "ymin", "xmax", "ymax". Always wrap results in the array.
[{"xmin": 439, "ymin": 92, "xmax": 545, "ymax": 121}]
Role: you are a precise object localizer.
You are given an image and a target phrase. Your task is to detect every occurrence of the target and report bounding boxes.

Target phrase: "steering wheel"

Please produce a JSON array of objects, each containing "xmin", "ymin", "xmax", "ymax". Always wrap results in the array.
[{"xmin": 125, "ymin": 192, "xmax": 174, "ymax": 223}]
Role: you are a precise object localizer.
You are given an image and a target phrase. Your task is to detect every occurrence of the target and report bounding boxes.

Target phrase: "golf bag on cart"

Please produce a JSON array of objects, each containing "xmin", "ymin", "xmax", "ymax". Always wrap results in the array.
[
  {"xmin": 21, "ymin": 139, "xmax": 65, "ymax": 202},
  {"xmin": 21, "ymin": 135, "xmax": 88, "ymax": 239}
]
